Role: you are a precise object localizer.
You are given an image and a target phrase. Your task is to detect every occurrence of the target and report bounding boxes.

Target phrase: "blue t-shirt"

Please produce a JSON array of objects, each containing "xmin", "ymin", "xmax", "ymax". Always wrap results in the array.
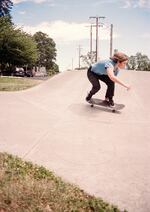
[{"xmin": 91, "ymin": 59, "xmax": 119, "ymax": 76}]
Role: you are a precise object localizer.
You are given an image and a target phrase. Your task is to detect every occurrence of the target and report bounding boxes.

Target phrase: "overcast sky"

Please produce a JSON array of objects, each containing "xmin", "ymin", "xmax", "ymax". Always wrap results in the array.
[{"xmin": 11, "ymin": 0, "xmax": 150, "ymax": 71}]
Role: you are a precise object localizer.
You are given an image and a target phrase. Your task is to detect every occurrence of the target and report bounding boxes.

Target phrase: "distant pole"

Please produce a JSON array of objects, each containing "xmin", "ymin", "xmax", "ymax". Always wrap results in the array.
[
  {"xmin": 89, "ymin": 16, "xmax": 105, "ymax": 62},
  {"xmin": 86, "ymin": 24, "xmax": 94, "ymax": 63},
  {"xmin": 95, "ymin": 17, "xmax": 99, "ymax": 61},
  {"xmin": 72, "ymin": 58, "xmax": 73, "ymax": 70},
  {"xmin": 90, "ymin": 24, "xmax": 93, "ymax": 55},
  {"xmin": 78, "ymin": 45, "xmax": 82, "ymax": 69},
  {"xmin": 110, "ymin": 24, "xmax": 113, "ymax": 57},
  {"xmin": 85, "ymin": 24, "xmax": 93, "ymax": 54}
]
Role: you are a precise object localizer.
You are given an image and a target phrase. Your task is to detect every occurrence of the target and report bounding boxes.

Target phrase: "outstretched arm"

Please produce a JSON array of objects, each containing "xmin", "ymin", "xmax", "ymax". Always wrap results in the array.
[{"xmin": 107, "ymin": 68, "xmax": 131, "ymax": 90}]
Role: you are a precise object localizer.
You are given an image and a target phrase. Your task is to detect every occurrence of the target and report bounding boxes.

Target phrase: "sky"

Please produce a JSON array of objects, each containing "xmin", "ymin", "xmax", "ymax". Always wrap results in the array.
[{"xmin": 11, "ymin": 0, "xmax": 150, "ymax": 71}]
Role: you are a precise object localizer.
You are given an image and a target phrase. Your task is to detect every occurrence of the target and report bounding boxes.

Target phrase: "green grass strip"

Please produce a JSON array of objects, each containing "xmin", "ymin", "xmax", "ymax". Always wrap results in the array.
[
  {"xmin": 0, "ymin": 152, "xmax": 128, "ymax": 212},
  {"xmin": 0, "ymin": 77, "xmax": 42, "ymax": 91}
]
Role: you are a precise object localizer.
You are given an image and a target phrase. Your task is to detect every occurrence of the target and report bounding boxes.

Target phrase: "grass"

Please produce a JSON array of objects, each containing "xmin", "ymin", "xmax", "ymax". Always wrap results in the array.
[
  {"xmin": 0, "ymin": 152, "xmax": 127, "ymax": 212},
  {"xmin": 0, "ymin": 76, "xmax": 42, "ymax": 91}
]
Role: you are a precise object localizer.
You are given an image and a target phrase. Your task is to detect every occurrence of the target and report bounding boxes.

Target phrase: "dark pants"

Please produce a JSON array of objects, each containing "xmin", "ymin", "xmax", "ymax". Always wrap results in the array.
[{"xmin": 87, "ymin": 66, "xmax": 115, "ymax": 99}]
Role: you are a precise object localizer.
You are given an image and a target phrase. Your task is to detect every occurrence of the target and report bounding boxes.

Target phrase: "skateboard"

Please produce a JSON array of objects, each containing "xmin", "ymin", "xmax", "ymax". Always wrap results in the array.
[{"xmin": 88, "ymin": 98, "xmax": 125, "ymax": 113}]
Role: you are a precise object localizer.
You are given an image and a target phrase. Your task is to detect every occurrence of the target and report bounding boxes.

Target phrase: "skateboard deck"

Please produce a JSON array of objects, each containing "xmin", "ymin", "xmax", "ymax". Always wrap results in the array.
[{"xmin": 88, "ymin": 98, "xmax": 125, "ymax": 112}]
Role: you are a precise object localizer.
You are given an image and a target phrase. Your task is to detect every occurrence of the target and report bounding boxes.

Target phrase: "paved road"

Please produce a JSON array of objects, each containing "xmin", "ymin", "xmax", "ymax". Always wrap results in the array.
[{"xmin": 0, "ymin": 70, "xmax": 150, "ymax": 212}]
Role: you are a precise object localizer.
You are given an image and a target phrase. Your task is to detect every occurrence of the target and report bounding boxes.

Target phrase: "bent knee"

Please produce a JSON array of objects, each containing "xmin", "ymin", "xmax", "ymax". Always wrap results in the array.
[{"xmin": 93, "ymin": 85, "xmax": 100, "ymax": 93}]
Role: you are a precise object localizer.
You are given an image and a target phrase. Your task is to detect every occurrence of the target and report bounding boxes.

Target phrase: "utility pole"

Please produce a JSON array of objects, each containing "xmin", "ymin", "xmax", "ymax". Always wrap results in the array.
[
  {"xmin": 90, "ymin": 24, "xmax": 93, "ymax": 55},
  {"xmin": 86, "ymin": 24, "xmax": 93, "ymax": 54},
  {"xmin": 86, "ymin": 24, "xmax": 94, "ymax": 63},
  {"xmin": 110, "ymin": 24, "xmax": 113, "ymax": 57},
  {"xmin": 86, "ymin": 23, "xmax": 102, "ymax": 63},
  {"xmin": 77, "ymin": 45, "xmax": 82, "ymax": 69},
  {"xmin": 89, "ymin": 16, "xmax": 105, "ymax": 62},
  {"xmin": 72, "ymin": 58, "xmax": 73, "ymax": 70}
]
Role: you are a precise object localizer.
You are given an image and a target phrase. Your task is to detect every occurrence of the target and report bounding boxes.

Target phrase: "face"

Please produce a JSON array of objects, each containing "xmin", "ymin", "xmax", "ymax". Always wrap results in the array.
[{"xmin": 117, "ymin": 60, "xmax": 128, "ymax": 69}]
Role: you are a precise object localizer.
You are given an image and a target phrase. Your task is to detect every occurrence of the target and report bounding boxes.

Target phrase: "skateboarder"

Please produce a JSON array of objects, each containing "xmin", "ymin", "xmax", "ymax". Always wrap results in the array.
[{"xmin": 86, "ymin": 52, "xmax": 131, "ymax": 107}]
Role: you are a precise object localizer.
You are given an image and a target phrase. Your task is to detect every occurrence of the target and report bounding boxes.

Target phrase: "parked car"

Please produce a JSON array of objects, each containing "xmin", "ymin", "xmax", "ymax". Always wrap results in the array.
[
  {"xmin": 1, "ymin": 69, "xmax": 12, "ymax": 76},
  {"xmin": 25, "ymin": 69, "xmax": 34, "ymax": 77},
  {"xmin": 13, "ymin": 67, "xmax": 25, "ymax": 77}
]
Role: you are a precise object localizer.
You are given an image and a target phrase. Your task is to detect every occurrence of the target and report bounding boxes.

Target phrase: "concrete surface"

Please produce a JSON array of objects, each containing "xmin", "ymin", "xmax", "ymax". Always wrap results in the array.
[{"xmin": 0, "ymin": 70, "xmax": 150, "ymax": 212}]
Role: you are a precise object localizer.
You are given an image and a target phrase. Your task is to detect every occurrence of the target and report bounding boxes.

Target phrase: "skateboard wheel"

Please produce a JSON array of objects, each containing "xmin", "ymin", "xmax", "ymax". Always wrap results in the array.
[
  {"xmin": 112, "ymin": 109, "xmax": 116, "ymax": 113},
  {"xmin": 91, "ymin": 104, "xmax": 94, "ymax": 107}
]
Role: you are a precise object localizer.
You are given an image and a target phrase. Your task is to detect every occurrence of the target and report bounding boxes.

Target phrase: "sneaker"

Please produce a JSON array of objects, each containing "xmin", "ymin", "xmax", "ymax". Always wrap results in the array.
[
  {"xmin": 108, "ymin": 99, "xmax": 115, "ymax": 107},
  {"xmin": 86, "ymin": 92, "xmax": 92, "ymax": 102},
  {"xmin": 102, "ymin": 97, "xmax": 109, "ymax": 104}
]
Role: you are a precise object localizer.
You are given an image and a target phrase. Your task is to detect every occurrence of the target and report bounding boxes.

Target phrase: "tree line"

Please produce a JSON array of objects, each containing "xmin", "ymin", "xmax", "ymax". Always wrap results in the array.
[
  {"xmin": 0, "ymin": 0, "xmax": 59, "ymax": 76},
  {"xmin": 81, "ymin": 51, "xmax": 150, "ymax": 71},
  {"xmin": 127, "ymin": 52, "xmax": 150, "ymax": 71}
]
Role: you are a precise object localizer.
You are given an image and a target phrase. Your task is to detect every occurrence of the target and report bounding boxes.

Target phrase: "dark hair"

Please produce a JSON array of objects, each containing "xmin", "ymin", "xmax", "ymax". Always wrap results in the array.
[{"xmin": 110, "ymin": 52, "xmax": 128, "ymax": 62}]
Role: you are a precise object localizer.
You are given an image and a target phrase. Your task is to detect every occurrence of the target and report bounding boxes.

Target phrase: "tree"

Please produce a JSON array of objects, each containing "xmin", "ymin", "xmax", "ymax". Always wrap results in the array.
[
  {"xmin": 0, "ymin": 17, "xmax": 38, "ymax": 71},
  {"xmin": 127, "ymin": 55, "xmax": 137, "ymax": 70},
  {"xmin": 10, "ymin": 30, "xmax": 38, "ymax": 66},
  {"xmin": 0, "ymin": 0, "xmax": 13, "ymax": 18},
  {"xmin": 135, "ymin": 52, "xmax": 150, "ymax": 71},
  {"xmin": 80, "ymin": 51, "xmax": 96, "ymax": 67},
  {"xmin": 127, "ymin": 52, "xmax": 150, "ymax": 71},
  {"xmin": 33, "ymin": 31, "xmax": 59, "ymax": 72}
]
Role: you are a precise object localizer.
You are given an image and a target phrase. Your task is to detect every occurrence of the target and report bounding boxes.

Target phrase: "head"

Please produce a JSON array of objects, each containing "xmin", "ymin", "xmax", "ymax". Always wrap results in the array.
[{"xmin": 110, "ymin": 52, "xmax": 128, "ymax": 69}]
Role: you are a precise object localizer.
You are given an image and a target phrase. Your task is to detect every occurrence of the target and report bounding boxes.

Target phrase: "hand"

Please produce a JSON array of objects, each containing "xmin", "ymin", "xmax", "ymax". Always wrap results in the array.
[{"xmin": 126, "ymin": 85, "xmax": 131, "ymax": 91}]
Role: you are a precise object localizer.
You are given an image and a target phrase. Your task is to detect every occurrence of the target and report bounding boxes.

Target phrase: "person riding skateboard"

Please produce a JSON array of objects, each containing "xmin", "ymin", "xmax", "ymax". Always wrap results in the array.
[{"xmin": 86, "ymin": 51, "xmax": 131, "ymax": 107}]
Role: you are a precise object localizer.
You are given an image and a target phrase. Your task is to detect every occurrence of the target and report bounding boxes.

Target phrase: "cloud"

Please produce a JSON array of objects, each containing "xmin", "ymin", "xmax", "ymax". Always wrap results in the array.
[
  {"xmin": 12, "ymin": 0, "xmax": 150, "ymax": 8},
  {"xmin": 18, "ymin": 11, "xmax": 26, "ymax": 15},
  {"xmin": 92, "ymin": 0, "xmax": 118, "ymax": 6},
  {"xmin": 138, "ymin": 0, "xmax": 150, "ymax": 8},
  {"xmin": 122, "ymin": 0, "xmax": 150, "ymax": 8},
  {"xmin": 12, "ymin": 0, "xmax": 53, "ymax": 4},
  {"xmin": 141, "ymin": 33, "xmax": 150, "ymax": 38},
  {"xmin": 18, "ymin": 21, "xmax": 119, "ymax": 44},
  {"xmin": 90, "ymin": 0, "xmax": 150, "ymax": 9},
  {"xmin": 122, "ymin": 0, "xmax": 132, "ymax": 8}
]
